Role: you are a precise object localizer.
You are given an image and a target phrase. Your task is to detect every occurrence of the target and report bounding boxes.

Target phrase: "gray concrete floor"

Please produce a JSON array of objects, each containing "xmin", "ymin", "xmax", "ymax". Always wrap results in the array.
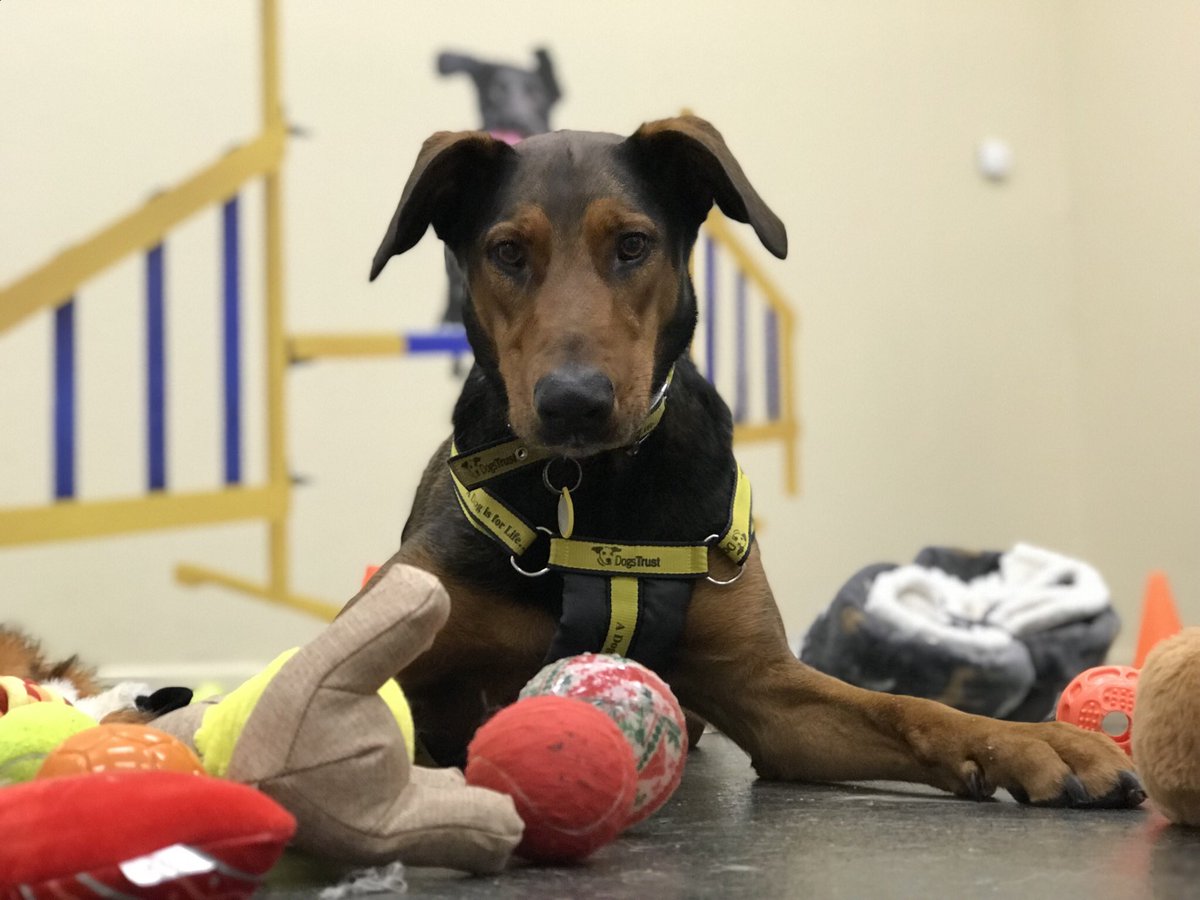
[{"xmin": 272, "ymin": 733, "xmax": 1200, "ymax": 899}]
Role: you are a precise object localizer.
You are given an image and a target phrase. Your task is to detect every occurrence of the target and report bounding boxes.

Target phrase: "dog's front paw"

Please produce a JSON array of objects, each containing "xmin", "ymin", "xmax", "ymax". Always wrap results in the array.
[{"xmin": 919, "ymin": 719, "xmax": 1145, "ymax": 809}]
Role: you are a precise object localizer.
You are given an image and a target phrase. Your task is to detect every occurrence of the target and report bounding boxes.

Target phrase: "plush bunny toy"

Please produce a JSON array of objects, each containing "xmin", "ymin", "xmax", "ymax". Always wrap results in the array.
[{"xmin": 154, "ymin": 564, "xmax": 523, "ymax": 873}]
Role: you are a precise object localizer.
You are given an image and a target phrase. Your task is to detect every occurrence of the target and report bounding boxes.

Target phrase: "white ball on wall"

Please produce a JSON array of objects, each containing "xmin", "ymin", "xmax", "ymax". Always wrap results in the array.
[{"xmin": 977, "ymin": 138, "xmax": 1014, "ymax": 182}]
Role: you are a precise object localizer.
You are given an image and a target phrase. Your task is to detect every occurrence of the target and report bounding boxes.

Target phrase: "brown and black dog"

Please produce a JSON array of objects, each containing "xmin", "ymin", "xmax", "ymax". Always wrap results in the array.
[{"xmin": 364, "ymin": 115, "xmax": 1143, "ymax": 809}]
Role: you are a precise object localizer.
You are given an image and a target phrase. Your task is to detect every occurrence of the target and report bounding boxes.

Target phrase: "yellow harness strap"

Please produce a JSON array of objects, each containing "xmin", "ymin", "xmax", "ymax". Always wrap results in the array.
[
  {"xmin": 548, "ymin": 539, "xmax": 710, "ymax": 577},
  {"xmin": 450, "ymin": 442, "xmax": 538, "ymax": 556},
  {"xmin": 601, "ymin": 577, "xmax": 640, "ymax": 655},
  {"xmin": 448, "ymin": 437, "xmax": 550, "ymax": 490},
  {"xmin": 449, "ymin": 443, "xmax": 753, "ymax": 575},
  {"xmin": 718, "ymin": 463, "xmax": 755, "ymax": 565}
]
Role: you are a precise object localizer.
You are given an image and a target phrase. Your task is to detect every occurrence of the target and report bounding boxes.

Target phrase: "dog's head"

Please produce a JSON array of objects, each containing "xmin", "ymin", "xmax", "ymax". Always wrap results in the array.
[
  {"xmin": 437, "ymin": 48, "xmax": 561, "ymax": 139},
  {"xmin": 371, "ymin": 115, "xmax": 786, "ymax": 457}
]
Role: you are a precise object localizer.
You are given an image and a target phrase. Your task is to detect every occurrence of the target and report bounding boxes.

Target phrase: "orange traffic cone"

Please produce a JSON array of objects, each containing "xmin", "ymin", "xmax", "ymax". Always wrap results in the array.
[{"xmin": 1133, "ymin": 571, "xmax": 1183, "ymax": 668}]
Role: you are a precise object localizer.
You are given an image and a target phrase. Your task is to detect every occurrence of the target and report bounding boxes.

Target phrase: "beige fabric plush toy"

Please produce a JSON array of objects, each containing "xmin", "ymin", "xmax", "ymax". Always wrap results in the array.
[
  {"xmin": 1132, "ymin": 627, "xmax": 1200, "ymax": 827},
  {"xmin": 154, "ymin": 564, "xmax": 524, "ymax": 873}
]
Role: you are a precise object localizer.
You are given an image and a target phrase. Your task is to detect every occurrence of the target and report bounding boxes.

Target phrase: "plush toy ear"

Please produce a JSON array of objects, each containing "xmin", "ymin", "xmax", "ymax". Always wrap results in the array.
[
  {"xmin": 625, "ymin": 115, "xmax": 787, "ymax": 259},
  {"xmin": 370, "ymin": 131, "xmax": 515, "ymax": 280}
]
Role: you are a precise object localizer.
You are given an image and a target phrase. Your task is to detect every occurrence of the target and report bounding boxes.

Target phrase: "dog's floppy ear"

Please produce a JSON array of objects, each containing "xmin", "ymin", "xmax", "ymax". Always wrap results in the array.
[
  {"xmin": 626, "ymin": 115, "xmax": 787, "ymax": 259},
  {"xmin": 370, "ymin": 131, "xmax": 515, "ymax": 281}
]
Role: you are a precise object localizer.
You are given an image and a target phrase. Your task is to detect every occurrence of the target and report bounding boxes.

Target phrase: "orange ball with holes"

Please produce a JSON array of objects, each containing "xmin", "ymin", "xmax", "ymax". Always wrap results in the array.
[
  {"xmin": 36, "ymin": 723, "xmax": 205, "ymax": 779},
  {"xmin": 1055, "ymin": 665, "xmax": 1140, "ymax": 755}
]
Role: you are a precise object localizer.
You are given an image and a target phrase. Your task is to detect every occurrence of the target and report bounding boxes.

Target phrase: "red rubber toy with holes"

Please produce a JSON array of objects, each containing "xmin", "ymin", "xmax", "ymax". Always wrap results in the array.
[{"xmin": 1055, "ymin": 665, "xmax": 1140, "ymax": 755}]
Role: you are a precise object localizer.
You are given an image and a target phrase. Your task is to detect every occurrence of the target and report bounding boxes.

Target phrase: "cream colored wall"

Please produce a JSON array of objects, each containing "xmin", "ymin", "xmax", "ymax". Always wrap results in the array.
[
  {"xmin": 0, "ymin": 1, "xmax": 1194, "ymax": 676},
  {"xmin": 1061, "ymin": 1, "xmax": 1200, "ymax": 658}
]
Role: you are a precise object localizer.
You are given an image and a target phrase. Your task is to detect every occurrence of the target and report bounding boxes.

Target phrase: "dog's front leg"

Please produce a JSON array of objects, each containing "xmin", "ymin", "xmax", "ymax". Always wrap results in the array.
[{"xmin": 668, "ymin": 546, "xmax": 1144, "ymax": 808}]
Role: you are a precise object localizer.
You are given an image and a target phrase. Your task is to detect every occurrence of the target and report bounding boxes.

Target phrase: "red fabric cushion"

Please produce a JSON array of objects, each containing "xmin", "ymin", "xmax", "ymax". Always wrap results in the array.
[{"xmin": 0, "ymin": 770, "xmax": 295, "ymax": 898}]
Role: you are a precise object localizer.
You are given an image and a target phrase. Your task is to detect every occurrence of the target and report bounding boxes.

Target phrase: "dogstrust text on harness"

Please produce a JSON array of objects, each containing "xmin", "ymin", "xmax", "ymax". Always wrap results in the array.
[{"xmin": 447, "ymin": 368, "xmax": 756, "ymax": 672}]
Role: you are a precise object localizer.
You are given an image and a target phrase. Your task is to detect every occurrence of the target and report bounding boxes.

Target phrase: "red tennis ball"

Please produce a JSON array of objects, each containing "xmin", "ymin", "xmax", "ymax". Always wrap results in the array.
[
  {"xmin": 465, "ymin": 695, "xmax": 637, "ymax": 863},
  {"xmin": 37, "ymin": 723, "xmax": 204, "ymax": 779}
]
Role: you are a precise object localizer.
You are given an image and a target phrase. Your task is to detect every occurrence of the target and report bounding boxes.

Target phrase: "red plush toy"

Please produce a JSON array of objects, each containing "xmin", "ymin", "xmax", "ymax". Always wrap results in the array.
[{"xmin": 0, "ymin": 770, "xmax": 295, "ymax": 898}]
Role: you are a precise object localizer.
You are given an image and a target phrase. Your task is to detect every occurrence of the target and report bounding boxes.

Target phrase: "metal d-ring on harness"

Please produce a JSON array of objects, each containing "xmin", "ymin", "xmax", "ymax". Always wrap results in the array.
[
  {"xmin": 703, "ymin": 533, "xmax": 749, "ymax": 586},
  {"xmin": 508, "ymin": 526, "xmax": 554, "ymax": 578}
]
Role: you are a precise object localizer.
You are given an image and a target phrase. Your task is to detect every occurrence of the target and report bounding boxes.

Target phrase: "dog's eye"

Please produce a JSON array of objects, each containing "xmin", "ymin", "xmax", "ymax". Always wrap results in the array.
[
  {"xmin": 491, "ymin": 241, "xmax": 526, "ymax": 270},
  {"xmin": 616, "ymin": 233, "xmax": 649, "ymax": 263}
]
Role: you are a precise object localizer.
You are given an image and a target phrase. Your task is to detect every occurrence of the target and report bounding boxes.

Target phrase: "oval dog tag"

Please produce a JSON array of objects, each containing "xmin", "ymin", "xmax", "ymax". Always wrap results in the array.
[{"xmin": 557, "ymin": 486, "xmax": 575, "ymax": 538}]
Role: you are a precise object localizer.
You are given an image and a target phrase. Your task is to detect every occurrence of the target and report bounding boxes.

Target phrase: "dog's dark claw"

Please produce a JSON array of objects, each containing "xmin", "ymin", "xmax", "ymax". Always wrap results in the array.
[
  {"xmin": 1094, "ymin": 770, "xmax": 1146, "ymax": 808},
  {"xmin": 965, "ymin": 768, "xmax": 994, "ymax": 802},
  {"xmin": 1062, "ymin": 774, "xmax": 1092, "ymax": 807},
  {"xmin": 1080, "ymin": 770, "xmax": 1145, "ymax": 809},
  {"xmin": 1121, "ymin": 770, "xmax": 1148, "ymax": 806},
  {"xmin": 1008, "ymin": 784, "xmax": 1031, "ymax": 805}
]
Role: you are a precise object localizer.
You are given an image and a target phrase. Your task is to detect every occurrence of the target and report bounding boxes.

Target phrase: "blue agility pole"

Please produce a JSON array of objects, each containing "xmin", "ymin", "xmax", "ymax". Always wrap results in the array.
[
  {"xmin": 406, "ymin": 328, "xmax": 472, "ymax": 355},
  {"xmin": 146, "ymin": 243, "xmax": 166, "ymax": 491},
  {"xmin": 53, "ymin": 299, "xmax": 76, "ymax": 499},
  {"xmin": 222, "ymin": 196, "xmax": 242, "ymax": 485},
  {"xmin": 765, "ymin": 308, "xmax": 780, "ymax": 421}
]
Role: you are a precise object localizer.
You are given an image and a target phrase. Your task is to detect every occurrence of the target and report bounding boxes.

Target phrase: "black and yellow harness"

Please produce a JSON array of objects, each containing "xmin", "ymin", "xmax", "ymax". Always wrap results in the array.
[{"xmin": 447, "ymin": 371, "xmax": 754, "ymax": 671}]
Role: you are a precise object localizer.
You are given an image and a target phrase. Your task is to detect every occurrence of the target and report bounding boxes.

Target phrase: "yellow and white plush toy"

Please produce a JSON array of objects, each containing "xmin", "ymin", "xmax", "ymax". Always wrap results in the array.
[{"xmin": 0, "ymin": 676, "xmax": 72, "ymax": 714}]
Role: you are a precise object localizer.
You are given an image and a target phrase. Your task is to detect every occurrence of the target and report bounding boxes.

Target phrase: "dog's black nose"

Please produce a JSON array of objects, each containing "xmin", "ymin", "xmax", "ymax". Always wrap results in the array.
[{"xmin": 534, "ymin": 367, "xmax": 615, "ymax": 441}]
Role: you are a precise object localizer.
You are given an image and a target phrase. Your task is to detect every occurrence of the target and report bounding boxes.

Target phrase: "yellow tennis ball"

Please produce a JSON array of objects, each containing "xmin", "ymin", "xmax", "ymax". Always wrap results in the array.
[
  {"xmin": 0, "ymin": 703, "xmax": 97, "ymax": 784},
  {"xmin": 196, "ymin": 651, "xmax": 417, "ymax": 777},
  {"xmin": 192, "ymin": 680, "xmax": 226, "ymax": 703},
  {"xmin": 379, "ymin": 678, "xmax": 415, "ymax": 763}
]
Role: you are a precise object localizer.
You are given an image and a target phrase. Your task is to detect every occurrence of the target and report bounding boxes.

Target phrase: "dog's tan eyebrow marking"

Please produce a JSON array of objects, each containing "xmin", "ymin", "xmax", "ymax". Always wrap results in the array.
[
  {"xmin": 582, "ymin": 198, "xmax": 658, "ymax": 241},
  {"xmin": 485, "ymin": 203, "xmax": 552, "ymax": 248}
]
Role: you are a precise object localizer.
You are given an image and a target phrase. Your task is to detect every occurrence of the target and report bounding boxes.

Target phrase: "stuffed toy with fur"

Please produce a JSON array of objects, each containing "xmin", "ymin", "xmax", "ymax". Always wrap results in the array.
[
  {"xmin": 1132, "ymin": 627, "xmax": 1200, "ymax": 826},
  {"xmin": 153, "ymin": 564, "xmax": 524, "ymax": 873},
  {"xmin": 0, "ymin": 627, "xmax": 102, "ymax": 700},
  {"xmin": 0, "ymin": 625, "xmax": 169, "ymax": 724}
]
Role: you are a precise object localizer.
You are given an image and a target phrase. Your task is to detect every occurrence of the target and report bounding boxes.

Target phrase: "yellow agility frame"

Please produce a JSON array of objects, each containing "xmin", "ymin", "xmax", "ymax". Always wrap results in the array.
[{"xmin": 0, "ymin": 0, "xmax": 337, "ymax": 620}]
